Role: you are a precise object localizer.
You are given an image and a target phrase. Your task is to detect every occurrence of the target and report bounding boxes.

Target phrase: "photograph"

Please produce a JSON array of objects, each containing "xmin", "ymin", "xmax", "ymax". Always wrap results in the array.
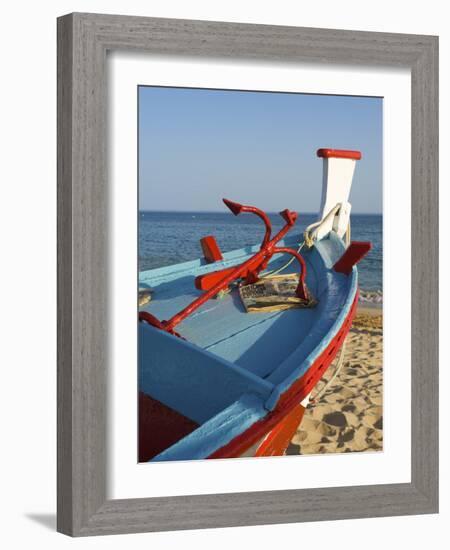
[{"xmin": 137, "ymin": 86, "xmax": 383, "ymax": 462}]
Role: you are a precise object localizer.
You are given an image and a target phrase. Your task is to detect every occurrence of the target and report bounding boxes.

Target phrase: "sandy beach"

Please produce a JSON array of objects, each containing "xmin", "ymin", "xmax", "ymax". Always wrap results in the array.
[{"xmin": 287, "ymin": 303, "xmax": 383, "ymax": 455}]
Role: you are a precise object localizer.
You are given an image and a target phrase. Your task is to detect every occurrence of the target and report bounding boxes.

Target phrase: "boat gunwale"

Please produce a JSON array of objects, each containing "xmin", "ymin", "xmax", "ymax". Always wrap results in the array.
[{"xmin": 139, "ymin": 235, "xmax": 302, "ymax": 287}]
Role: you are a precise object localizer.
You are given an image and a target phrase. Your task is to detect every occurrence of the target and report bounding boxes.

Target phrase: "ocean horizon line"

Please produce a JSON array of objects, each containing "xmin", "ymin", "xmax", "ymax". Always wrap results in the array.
[{"xmin": 139, "ymin": 209, "xmax": 382, "ymax": 216}]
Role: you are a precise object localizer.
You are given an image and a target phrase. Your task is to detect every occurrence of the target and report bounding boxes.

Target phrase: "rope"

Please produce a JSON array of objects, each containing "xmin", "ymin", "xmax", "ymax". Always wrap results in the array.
[
  {"xmin": 261, "ymin": 203, "xmax": 348, "ymax": 278},
  {"xmin": 345, "ymin": 217, "xmax": 351, "ymax": 247},
  {"xmin": 261, "ymin": 241, "xmax": 305, "ymax": 278},
  {"xmin": 304, "ymin": 203, "xmax": 343, "ymax": 248},
  {"xmin": 310, "ymin": 339, "xmax": 347, "ymax": 404}
]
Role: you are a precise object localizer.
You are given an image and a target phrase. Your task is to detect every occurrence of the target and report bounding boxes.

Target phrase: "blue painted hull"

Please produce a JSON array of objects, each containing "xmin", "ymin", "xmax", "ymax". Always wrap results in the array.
[{"xmin": 139, "ymin": 231, "xmax": 358, "ymax": 461}]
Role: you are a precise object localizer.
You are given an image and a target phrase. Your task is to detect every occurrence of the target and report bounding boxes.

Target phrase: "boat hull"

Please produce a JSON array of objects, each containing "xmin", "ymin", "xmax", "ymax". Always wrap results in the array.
[{"xmin": 139, "ymin": 232, "xmax": 359, "ymax": 461}]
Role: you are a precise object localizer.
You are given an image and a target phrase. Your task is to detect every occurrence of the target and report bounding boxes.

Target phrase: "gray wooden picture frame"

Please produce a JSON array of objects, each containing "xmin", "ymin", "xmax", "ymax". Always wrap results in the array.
[{"xmin": 57, "ymin": 12, "xmax": 438, "ymax": 537}]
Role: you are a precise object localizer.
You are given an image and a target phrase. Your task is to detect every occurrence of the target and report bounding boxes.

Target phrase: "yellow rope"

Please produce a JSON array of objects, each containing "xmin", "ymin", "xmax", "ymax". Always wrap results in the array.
[{"xmin": 262, "ymin": 203, "xmax": 348, "ymax": 278}]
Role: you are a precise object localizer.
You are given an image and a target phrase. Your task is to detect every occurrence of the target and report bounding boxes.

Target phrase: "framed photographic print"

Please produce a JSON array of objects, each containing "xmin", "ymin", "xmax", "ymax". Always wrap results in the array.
[
  {"xmin": 57, "ymin": 13, "xmax": 438, "ymax": 536},
  {"xmin": 136, "ymin": 87, "xmax": 382, "ymax": 463}
]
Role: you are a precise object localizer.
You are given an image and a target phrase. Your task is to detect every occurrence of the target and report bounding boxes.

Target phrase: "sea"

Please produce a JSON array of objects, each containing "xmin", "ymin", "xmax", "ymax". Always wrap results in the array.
[{"xmin": 139, "ymin": 211, "xmax": 382, "ymax": 303}]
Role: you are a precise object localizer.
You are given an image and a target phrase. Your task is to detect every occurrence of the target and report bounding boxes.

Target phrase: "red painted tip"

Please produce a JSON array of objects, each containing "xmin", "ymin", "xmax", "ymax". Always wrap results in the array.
[
  {"xmin": 317, "ymin": 148, "xmax": 362, "ymax": 160},
  {"xmin": 333, "ymin": 241, "xmax": 372, "ymax": 275},
  {"xmin": 200, "ymin": 235, "xmax": 223, "ymax": 263},
  {"xmin": 223, "ymin": 198, "xmax": 243, "ymax": 216},
  {"xmin": 279, "ymin": 209, "xmax": 298, "ymax": 225}
]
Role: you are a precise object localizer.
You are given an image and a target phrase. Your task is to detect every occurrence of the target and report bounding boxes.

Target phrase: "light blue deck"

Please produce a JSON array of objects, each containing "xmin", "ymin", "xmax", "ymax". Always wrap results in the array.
[
  {"xmin": 139, "ymin": 232, "xmax": 357, "ymax": 460},
  {"xmin": 140, "ymin": 323, "xmax": 273, "ymax": 424}
]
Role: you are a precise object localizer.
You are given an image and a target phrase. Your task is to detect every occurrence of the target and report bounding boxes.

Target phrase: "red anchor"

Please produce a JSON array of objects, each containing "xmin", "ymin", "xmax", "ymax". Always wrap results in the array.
[{"xmin": 139, "ymin": 199, "xmax": 308, "ymax": 335}]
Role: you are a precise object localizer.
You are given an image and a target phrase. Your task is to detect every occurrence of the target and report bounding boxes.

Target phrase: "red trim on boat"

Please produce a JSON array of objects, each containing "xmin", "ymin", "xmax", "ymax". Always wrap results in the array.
[
  {"xmin": 317, "ymin": 148, "xmax": 362, "ymax": 160},
  {"xmin": 200, "ymin": 235, "xmax": 223, "ymax": 263},
  {"xmin": 333, "ymin": 241, "xmax": 372, "ymax": 275},
  {"xmin": 208, "ymin": 291, "xmax": 359, "ymax": 459},
  {"xmin": 254, "ymin": 403, "xmax": 306, "ymax": 457}
]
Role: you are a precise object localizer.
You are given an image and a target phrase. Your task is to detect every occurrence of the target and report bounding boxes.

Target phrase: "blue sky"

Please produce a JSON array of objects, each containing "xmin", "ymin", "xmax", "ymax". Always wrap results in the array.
[{"xmin": 139, "ymin": 87, "xmax": 382, "ymax": 214}]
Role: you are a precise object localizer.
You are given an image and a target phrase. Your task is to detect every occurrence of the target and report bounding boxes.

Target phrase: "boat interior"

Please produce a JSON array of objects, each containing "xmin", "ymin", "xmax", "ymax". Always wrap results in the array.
[{"xmin": 138, "ymin": 232, "xmax": 356, "ymax": 461}]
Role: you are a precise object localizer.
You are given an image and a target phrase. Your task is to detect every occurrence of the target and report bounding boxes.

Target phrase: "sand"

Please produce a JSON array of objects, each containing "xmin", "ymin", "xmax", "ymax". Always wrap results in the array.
[{"xmin": 286, "ymin": 304, "xmax": 383, "ymax": 455}]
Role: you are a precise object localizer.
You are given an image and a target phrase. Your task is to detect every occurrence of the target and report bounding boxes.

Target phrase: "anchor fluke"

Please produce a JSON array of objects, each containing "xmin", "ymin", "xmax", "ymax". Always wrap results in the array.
[{"xmin": 223, "ymin": 198, "xmax": 244, "ymax": 216}]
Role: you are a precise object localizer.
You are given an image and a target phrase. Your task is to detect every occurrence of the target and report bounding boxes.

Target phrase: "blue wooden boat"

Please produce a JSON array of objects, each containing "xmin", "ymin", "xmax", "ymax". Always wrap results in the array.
[{"xmin": 138, "ymin": 149, "xmax": 371, "ymax": 461}]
